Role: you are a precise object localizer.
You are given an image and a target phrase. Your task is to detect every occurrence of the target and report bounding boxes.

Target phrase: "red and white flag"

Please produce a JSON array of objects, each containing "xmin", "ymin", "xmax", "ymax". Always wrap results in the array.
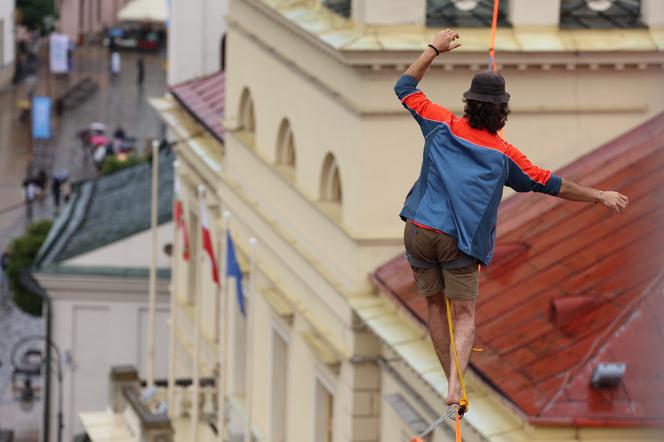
[
  {"xmin": 173, "ymin": 176, "xmax": 190, "ymax": 261},
  {"xmin": 199, "ymin": 192, "xmax": 220, "ymax": 286}
]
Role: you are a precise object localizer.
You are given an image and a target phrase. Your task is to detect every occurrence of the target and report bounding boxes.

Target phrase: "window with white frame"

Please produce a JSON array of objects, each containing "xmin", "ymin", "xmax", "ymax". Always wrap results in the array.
[
  {"xmin": 560, "ymin": 0, "xmax": 643, "ymax": 28},
  {"xmin": 314, "ymin": 376, "xmax": 334, "ymax": 442},
  {"xmin": 270, "ymin": 327, "xmax": 289, "ymax": 442},
  {"xmin": 239, "ymin": 88, "xmax": 256, "ymax": 134},
  {"xmin": 319, "ymin": 153, "xmax": 342, "ymax": 204},
  {"xmin": 322, "ymin": 0, "xmax": 351, "ymax": 18}
]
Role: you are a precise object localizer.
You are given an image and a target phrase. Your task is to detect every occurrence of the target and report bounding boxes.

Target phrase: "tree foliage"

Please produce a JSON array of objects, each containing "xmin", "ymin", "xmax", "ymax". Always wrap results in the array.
[
  {"xmin": 16, "ymin": 0, "xmax": 57, "ymax": 32},
  {"xmin": 100, "ymin": 154, "xmax": 146, "ymax": 176},
  {"xmin": 7, "ymin": 219, "xmax": 53, "ymax": 317}
]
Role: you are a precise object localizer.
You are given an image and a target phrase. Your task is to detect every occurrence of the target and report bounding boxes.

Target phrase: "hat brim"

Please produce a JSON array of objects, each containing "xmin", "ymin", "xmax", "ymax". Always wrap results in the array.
[{"xmin": 463, "ymin": 90, "xmax": 510, "ymax": 104}]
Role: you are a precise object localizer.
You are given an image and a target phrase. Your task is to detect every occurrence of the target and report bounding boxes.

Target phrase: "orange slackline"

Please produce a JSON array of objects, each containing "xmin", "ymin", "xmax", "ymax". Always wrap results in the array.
[
  {"xmin": 488, "ymin": 0, "xmax": 500, "ymax": 71},
  {"xmin": 456, "ymin": 413, "xmax": 463, "ymax": 442}
]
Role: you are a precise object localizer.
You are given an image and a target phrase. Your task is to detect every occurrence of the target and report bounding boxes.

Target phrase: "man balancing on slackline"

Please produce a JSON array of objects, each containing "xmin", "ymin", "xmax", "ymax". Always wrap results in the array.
[{"xmin": 395, "ymin": 29, "xmax": 629, "ymax": 414}]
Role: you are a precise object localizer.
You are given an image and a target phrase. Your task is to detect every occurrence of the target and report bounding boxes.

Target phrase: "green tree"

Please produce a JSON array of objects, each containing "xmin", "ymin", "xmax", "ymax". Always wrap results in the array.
[
  {"xmin": 100, "ymin": 154, "xmax": 146, "ymax": 176},
  {"xmin": 7, "ymin": 219, "xmax": 53, "ymax": 317},
  {"xmin": 16, "ymin": 0, "xmax": 57, "ymax": 33}
]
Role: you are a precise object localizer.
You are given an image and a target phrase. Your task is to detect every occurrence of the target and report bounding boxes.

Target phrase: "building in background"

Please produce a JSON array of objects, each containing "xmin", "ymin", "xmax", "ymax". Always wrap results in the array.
[
  {"xmin": 0, "ymin": 0, "xmax": 15, "ymax": 88},
  {"xmin": 79, "ymin": 0, "xmax": 664, "ymax": 441},
  {"xmin": 57, "ymin": 0, "xmax": 132, "ymax": 42},
  {"xmin": 34, "ymin": 151, "xmax": 175, "ymax": 441},
  {"xmin": 167, "ymin": 0, "xmax": 228, "ymax": 84}
]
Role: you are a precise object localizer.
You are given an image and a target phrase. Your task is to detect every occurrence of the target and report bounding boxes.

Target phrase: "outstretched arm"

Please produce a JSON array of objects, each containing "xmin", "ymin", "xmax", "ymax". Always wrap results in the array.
[
  {"xmin": 558, "ymin": 178, "xmax": 629, "ymax": 214},
  {"xmin": 404, "ymin": 29, "xmax": 461, "ymax": 81}
]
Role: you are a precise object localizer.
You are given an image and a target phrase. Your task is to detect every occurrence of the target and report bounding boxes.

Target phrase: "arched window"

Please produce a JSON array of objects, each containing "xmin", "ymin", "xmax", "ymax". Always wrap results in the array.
[
  {"xmin": 276, "ymin": 118, "xmax": 296, "ymax": 168},
  {"xmin": 320, "ymin": 153, "xmax": 342, "ymax": 204},
  {"xmin": 238, "ymin": 88, "xmax": 255, "ymax": 133}
]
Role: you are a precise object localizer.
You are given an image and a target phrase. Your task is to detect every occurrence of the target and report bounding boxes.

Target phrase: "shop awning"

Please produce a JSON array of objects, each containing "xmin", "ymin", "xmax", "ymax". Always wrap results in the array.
[{"xmin": 118, "ymin": 0, "xmax": 168, "ymax": 23}]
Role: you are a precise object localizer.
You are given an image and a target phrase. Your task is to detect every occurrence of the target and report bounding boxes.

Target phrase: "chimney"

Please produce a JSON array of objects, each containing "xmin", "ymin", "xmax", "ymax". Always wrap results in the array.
[
  {"xmin": 351, "ymin": 0, "xmax": 427, "ymax": 26},
  {"xmin": 550, "ymin": 296, "xmax": 601, "ymax": 328}
]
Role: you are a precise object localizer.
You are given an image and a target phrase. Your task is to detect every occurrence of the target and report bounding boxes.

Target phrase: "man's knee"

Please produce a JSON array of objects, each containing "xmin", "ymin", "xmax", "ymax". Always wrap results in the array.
[
  {"xmin": 426, "ymin": 293, "xmax": 446, "ymax": 310},
  {"xmin": 451, "ymin": 299, "xmax": 476, "ymax": 323}
]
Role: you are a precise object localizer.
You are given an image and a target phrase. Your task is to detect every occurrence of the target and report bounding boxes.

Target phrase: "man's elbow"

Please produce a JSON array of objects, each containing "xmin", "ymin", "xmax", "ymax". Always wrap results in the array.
[{"xmin": 394, "ymin": 75, "xmax": 417, "ymax": 100}]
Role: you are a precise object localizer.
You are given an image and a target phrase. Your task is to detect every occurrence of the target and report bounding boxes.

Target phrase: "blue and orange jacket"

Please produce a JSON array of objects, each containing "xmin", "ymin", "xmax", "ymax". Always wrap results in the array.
[{"xmin": 395, "ymin": 75, "xmax": 561, "ymax": 266}]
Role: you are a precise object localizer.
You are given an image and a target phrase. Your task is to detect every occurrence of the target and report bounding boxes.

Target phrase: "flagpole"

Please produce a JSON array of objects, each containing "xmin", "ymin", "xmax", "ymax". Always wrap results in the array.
[
  {"xmin": 167, "ymin": 160, "xmax": 180, "ymax": 418},
  {"xmin": 244, "ymin": 237, "xmax": 257, "ymax": 442},
  {"xmin": 147, "ymin": 140, "xmax": 160, "ymax": 388},
  {"xmin": 192, "ymin": 184, "xmax": 205, "ymax": 442},
  {"xmin": 217, "ymin": 210, "xmax": 231, "ymax": 442}
]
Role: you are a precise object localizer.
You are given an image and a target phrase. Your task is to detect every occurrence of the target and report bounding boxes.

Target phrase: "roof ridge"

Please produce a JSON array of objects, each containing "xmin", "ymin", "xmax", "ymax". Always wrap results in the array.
[
  {"xmin": 540, "ymin": 268, "xmax": 664, "ymax": 416},
  {"xmin": 37, "ymin": 180, "xmax": 96, "ymax": 266}
]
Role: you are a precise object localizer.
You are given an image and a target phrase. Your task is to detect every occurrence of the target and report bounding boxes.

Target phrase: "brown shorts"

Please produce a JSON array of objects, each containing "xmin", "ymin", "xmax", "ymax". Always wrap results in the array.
[{"xmin": 404, "ymin": 222, "xmax": 479, "ymax": 300}]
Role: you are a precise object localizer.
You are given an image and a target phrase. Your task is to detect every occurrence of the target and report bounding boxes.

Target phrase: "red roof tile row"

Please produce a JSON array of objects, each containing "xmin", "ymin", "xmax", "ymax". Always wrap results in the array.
[{"xmin": 170, "ymin": 70, "xmax": 225, "ymax": 142}]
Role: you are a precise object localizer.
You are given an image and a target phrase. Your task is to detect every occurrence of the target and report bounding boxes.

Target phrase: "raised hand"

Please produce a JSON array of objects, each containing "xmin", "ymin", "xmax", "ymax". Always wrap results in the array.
[{"xmin": 431, "ymin": 29, "xmax": 461, "ymax": 53}]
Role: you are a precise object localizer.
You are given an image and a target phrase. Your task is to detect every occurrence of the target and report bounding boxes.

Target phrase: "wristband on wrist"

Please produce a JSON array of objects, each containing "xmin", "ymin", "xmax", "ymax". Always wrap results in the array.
[
  {"xmin": 427, "ymin": 44, "xmax": 440, "ymax": 56},
  {"xmin": 595, "ymin": 190, "xmax": 605, "ymax": 204}
]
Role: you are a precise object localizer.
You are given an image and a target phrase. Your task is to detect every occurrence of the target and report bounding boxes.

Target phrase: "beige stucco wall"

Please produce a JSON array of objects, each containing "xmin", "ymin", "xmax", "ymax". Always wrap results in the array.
[
  {"xmin": 167, "ymin": 0, "xmax": 227, "ymax": 84},
  {"xmin": 64, "ymin": 222, "xmax": 174, "ymax": 268},
  {"xmin": 37, "ymin": 274, "xmax": 170, "ymax": 442}
]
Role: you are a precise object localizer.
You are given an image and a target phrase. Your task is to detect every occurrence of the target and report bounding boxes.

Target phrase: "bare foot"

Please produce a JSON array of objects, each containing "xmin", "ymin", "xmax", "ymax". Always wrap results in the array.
[{"xmin": 446, "ymin": 389, "xmax": 461, "ymax": 406}]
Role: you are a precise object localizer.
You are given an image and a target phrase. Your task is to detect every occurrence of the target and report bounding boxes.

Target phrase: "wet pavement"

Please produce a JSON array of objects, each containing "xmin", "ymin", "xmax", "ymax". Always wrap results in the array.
[{"xmin": 0, "ymin": 42, "xmax": 166, "ymax": 441}]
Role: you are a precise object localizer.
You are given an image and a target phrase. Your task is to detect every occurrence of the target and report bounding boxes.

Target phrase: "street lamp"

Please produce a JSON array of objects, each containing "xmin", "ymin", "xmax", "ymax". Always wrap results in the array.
[{"xmin": 11, "ymin": 335, "xmax": 64, "ymax": 442}]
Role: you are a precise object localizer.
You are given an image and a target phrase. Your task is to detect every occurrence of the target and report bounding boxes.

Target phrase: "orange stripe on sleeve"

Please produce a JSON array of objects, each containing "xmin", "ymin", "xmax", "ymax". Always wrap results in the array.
[
  {"xmin": 402, "ymin": 91, "xmax": 453, "ymax": 124},
  {"xmin": 504, "ymin": 143, "xmax": 551, "ymax": 185}
]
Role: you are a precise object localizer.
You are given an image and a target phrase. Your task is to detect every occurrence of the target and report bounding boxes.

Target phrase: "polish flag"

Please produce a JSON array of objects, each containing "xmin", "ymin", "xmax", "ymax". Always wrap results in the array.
[
  {"xmin": 199, "ymin": 194, "xmax": 220, "ymax": 286},
  {"xmin": 173, "ymin": 176, "xmax": 190, "ymax": 261}
]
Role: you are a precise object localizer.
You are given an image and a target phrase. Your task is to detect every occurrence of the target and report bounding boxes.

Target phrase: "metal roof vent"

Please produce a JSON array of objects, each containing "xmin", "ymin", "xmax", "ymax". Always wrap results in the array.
[{"xmin": 591, "ymin": 362, "xmax": 626, "ymax": 388}]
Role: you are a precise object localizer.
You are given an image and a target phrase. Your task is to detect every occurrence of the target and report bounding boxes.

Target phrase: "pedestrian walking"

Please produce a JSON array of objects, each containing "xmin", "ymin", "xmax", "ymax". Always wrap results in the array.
[
  {"xmin": 1, "ymin": 250, "xmax": 11, "ymax": 310},
  {"xmin": 51, "ymin": 170, "xmax": 69, "ymax": 210},
  {"xmin": 22, "ymin": 176, "xmax": 38, "ymax": 222},
  {"xmin": 395, "ymin": 29, "xmax": 629, "ymax": 415},
  {"xmin": 110, "ymin": 51, "xmax": 121, "ymax": 76},
  {"xmin": 137, "ymin": 57, "xmax": 145, "ymax": 87},
  {"xmin": 36, "ymin": 169, "xmax": 48, "ymax": 201}
]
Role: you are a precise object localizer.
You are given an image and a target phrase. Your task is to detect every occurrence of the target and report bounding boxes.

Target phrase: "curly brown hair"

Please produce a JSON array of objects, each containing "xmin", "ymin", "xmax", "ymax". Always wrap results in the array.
[{"xmin": 463, "ymin": 99, "xmax": 511, "ymax": 134}]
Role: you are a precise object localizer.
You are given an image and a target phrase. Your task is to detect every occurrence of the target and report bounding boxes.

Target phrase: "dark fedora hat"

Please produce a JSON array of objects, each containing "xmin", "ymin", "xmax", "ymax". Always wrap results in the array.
[{"xmin": 463, "ymin": 70, "xmax": 510, "ymax": 104}]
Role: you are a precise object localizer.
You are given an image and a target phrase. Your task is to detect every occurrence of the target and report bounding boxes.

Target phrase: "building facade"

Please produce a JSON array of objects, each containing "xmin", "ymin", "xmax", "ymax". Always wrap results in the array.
[
  {"xmin": 57, "ymin": 0, "xmax": 132, "ymax": 42},
  {"xmin": 0, "ymin": 0, "xmax": 15, "ymax": 88},
  {"xmin": 87, "ymin": 0, "xmax": 664, "ymax": 441},
  {"xmin": 35, "ymin": 152, "xmax": 175, "ymax": 441},
  {"xmin": 167, "ymin": 0, "xmax": 228, "ymax": 85}
]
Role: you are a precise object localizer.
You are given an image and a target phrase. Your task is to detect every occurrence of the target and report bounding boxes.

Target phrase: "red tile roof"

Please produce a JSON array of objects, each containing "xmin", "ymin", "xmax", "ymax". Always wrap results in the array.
[
  {"xmin": 170, "ymin": 71, "xmax": 225, "ymax": 142},
  {"xmin": 371, "ymin": 112, "xmax": 664, "ymax": 427}
]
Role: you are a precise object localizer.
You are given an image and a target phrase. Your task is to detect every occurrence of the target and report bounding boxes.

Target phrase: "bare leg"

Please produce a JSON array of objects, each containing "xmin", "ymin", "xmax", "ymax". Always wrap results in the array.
[
  {"xmin": 426, "ymin": 294, "xmax": 451, "ymax": 379},
  {"xmin": 446, "ymin": 298, "xmax": 476, "ymax": 405}
]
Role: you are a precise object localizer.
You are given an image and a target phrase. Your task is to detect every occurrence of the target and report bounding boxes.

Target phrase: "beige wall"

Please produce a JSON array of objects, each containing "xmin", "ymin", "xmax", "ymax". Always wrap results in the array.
[
  {"xmin": 167, "ymin": 0, "xmax": 227, "ymax": 84},
  {"xmin": 36, "ymin": 274, "xmax": 170, "ymax": 442},
  {"xmin": 64, "ymin": 222, "xmax": 174, "ymax": 268}
]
